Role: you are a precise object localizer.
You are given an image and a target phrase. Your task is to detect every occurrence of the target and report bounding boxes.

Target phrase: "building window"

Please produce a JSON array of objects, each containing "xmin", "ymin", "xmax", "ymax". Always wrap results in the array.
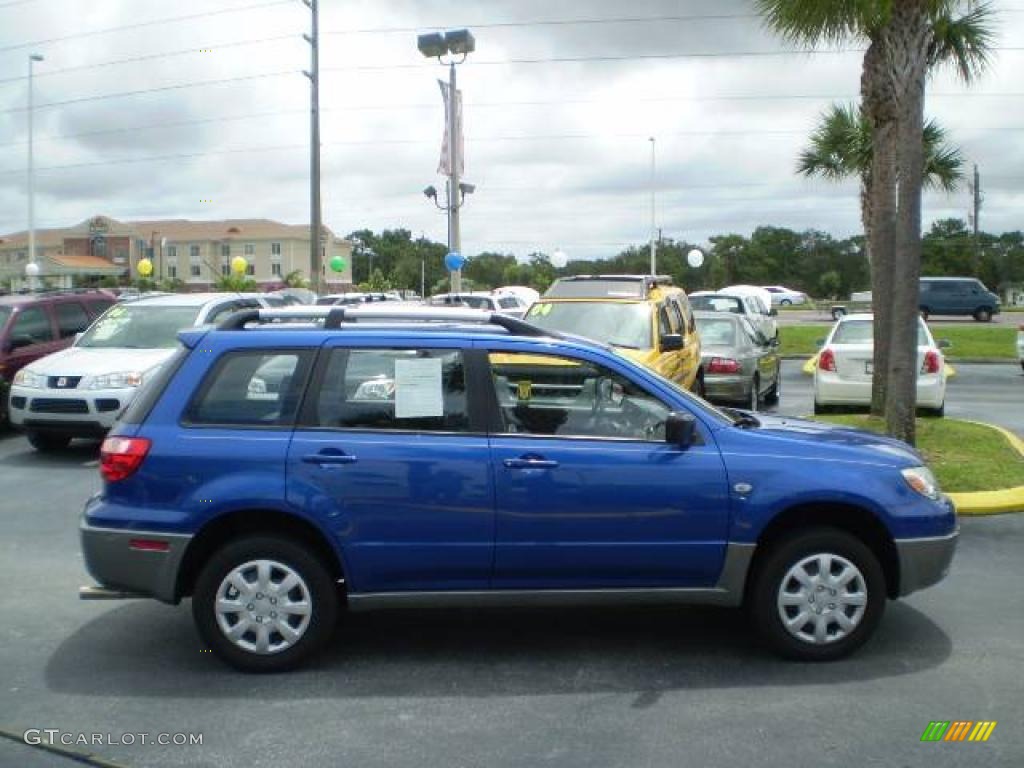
[
  {"xmin": 190, "ymin": 245, "xmax": 200, "ymax": 258},
  {"xmin": 191, "ymin": 264, "xmax": 201, "ymax": 277},
  {"xmin": 221, "ymin": 244, "xmax": 231, "ymax": 257},
  {"xmin": 244, "ymin": 243, "xmax": 255, "ymax": 257},
  {"xmin": 272, "ymin": 263, "xmax": 282, "ymax": 277},
  {"xmin": 168, "ymin": 264, "xmax": 177, "ymax": 278},
  {"xmin": 246, "ymin": 263, "xmax": 255, "ymax": 276},
  {"xmin": 221, "ymin": 261, "xmax": 231, "ymax": 276},
  {"xmin": 190, "ymin": 244, "xmax": 201, "ymax": 277},
  {"xmin": 167, "ymin": 245, "xmax": 177, "ymax": 259},
  {"xmin": 271, "ymin": 242, "xmax": 281, "ymax": 256}
]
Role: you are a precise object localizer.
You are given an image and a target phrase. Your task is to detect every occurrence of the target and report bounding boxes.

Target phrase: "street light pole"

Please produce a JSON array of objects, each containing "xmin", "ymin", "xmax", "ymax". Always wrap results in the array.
[
  {"xmin": 448, "ymin": 60, "xmax": 463, "ymax": 292},
  {"xmin": 27, "ymin": 53, "xmax": 43, "ymax": 292},
  {"xmin": 649, "ymin": 136, "xmax": 657, "ymax": 276},
  {"xmin": 302, "ymin": 0, "xmax": 323, "ymax": 295}
]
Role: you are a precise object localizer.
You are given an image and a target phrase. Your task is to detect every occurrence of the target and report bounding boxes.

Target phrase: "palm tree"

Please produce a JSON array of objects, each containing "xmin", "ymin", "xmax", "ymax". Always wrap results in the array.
[{"xmin": 755, "ymin": 0, "xmax": 992, "ymax": 443}]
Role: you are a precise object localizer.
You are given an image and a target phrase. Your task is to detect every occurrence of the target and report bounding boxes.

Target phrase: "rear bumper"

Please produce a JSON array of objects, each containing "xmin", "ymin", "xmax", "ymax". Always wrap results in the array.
[
  {"xmin": 894, "ymin": 528, "xmax": 959, "ymax": 597},
  {"xmin": 815, "ymin": 373, "xmax": 945, "ymax": 408},
  {"xmin": 80, "ymin": 519, "xmax": 192, "ymax": 604},
  {"xmin": 703, "ymin": 374, "xmax": 752, "ymax": 403}
]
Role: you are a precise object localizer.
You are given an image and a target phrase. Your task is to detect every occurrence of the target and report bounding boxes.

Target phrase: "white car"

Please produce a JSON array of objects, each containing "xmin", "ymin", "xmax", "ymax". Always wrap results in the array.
[
  {"xmin": 9, "ymin": 293, "xmax": 266, "ymax": 451},
  {"xmin": 427, "ymin": 291, "xmax": 527, "ymax": 318},
  {"xmin": 690, "ymin": 290, "xmax": 779, "ymax": 343},
  {"xmin": 1017, "ymin": 322, "xmax": 1024, "ymax": 372},
  {"xmin": 494, "ymin": 285, "xmax": 540, "ymax": 307},
  {"xmin": 813, "ymin": 313, "xmax": 948, "ymax": 416},
  {"xmin": 763, "ymin": 285, "xmax": 808, "ymax": 306}
]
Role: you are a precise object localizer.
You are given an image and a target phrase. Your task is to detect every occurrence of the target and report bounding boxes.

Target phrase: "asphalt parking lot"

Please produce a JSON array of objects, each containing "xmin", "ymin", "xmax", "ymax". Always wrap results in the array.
[{"xmin": 1, "ymin": 361, "xmax": 1022, "ymax": 767}]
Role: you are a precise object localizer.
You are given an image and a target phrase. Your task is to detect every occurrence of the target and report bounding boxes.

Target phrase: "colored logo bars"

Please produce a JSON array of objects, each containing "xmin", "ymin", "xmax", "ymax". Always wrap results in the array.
[{"xmin": 921, "ymin": 721, "xmax": 997, "ymax": 742}]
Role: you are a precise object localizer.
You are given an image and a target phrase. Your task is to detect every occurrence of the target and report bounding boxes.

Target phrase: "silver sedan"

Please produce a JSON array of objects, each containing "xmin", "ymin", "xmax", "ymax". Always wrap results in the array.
[{"xmin": 694, "ymin": 311, "xmax": 781, "ymax": 411}]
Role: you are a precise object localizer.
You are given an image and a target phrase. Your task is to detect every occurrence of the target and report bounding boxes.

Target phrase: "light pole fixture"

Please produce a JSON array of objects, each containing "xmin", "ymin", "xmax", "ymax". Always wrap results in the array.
[
  {"xmin": 417, "ymin": 28, "xmax": 475, "ymax": 292},
  {"xmin": 27, "ymin": 53, "xmax": 44, "ymax": 292},
  {"xmin": 302, "ymin": 0, "xmax": 323, "ymax": 295}
]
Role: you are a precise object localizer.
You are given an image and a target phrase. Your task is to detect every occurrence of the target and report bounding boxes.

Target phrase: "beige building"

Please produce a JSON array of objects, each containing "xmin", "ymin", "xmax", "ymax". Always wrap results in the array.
[{"xmin": 0, "ymin": 215, "xmax": 353, "ymax": 292}]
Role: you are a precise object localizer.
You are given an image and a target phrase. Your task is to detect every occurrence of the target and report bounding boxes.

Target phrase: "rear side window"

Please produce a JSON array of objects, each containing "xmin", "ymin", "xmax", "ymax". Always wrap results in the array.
[
  {"xmin": 55, "ymin": 302, "xmax": 91, "ymax": 338},
  {"xmin": 120, "ymin": 348, "xmax": 189, "ymax": 425},
  {"xmin": 185, "ymin": 350, "xmax": 313, "ymax": 427},
  {"xmin": 309, "ymin": 348, "xmax": 469, "ymax": 432}
]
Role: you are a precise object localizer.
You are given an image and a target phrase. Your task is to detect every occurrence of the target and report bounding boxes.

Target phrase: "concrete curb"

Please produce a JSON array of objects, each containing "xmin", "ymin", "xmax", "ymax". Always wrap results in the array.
[
  {"xmin": 780, "ymin": 355, "xmax": 1012, "ymax": 364},
  {"xmin": 947, "ymin": 421, "xmax": 1024, "ymax": 516}
]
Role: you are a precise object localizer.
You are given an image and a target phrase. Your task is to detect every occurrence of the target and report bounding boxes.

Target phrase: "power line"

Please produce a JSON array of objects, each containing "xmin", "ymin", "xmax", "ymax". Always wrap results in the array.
[
  {"xmin": 0, "ymin": 35, "xmax": 298, "ymax": 86},
  {"xmin": 0, "ymin": 0, "xmax": 294, "ymax": 54}
]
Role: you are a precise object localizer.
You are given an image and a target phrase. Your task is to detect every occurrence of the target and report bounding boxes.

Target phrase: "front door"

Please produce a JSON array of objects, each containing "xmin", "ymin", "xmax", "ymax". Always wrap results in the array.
[
  {"xmin": 287, "ymin": 343, "xmax": 494, "ymax": 594},
  {"xmin": 485, "ymin": 349, "xmax": 730, "ymax": 589}
]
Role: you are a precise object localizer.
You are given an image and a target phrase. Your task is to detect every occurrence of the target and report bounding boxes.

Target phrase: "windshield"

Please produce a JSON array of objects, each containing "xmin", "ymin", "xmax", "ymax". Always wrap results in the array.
[
  {"xmin": 526, "ymin": 301, "xmax": 652, "ymax": 349},
  {"xmin": 690, "ymin": 296, "xmax": 743, "ymax": 314},
  {"xmin": 77, "ymin": 305, "xmax": 201, "ymax": 349},
  {"xmin": 0, "ymin": 306, "xmax": 11, "ymax": 330},
  {"xmin": 832, "ymin": 319, "xmax": 928, "ymax": 346},
  {"xmin": 695, "ymin": 317, "xmax": 738, "ymax": 346}
]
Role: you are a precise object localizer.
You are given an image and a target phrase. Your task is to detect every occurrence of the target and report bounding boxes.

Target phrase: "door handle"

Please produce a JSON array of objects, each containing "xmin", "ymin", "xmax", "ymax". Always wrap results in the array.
[
  {"xmin": 503, "ymin": 456, "xmax": 559, "ymax": 470},
  {"xmin": 302, "ymin": 451, "xmax": 358, "ymax": 466}
]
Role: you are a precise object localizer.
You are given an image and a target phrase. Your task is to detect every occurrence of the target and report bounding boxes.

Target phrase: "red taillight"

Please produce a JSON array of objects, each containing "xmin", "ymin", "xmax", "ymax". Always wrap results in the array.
[
  {"xmin": 707, "ymin": 357, "xmax": 741, "ymax": 374},
  {"xmin": 100, "ymin": 437, "xmax": 151, "ymax": 482},
  {"xmin": 819, "ymin": 348, "xmax": 837, "ymax": 372},
  {"xmin": 922, "ymin": 349, "xmax": 941, "ymax": 375}
]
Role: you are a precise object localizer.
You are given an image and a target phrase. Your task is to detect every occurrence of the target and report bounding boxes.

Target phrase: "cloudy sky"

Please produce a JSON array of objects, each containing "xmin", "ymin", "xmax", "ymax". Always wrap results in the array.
[{"xmin": 1, "ymin": 0, "xmax": 1022, "ymax": 261}]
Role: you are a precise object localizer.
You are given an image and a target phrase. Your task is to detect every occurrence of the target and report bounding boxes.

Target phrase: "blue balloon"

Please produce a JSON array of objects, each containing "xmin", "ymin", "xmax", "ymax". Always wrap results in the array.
[{"xmin": 444, "ymin": 251, "xmax": 465, "ymax": 272}]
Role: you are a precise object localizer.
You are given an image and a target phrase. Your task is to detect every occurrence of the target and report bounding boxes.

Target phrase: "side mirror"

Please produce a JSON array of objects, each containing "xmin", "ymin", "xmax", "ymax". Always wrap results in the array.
[
  {"xmin": 937, "ymin": 339, "xmax": 952, "ymax": 349},
  {"xmin": 815, "ymin": 337, "xmax": 826, "ymax": 348},
  {"xmin": 9, "ymin": 335, "xmax": 35, "ymax": 351},
  {"xmin": 665, "ymin": 411, "xmax": 697, "ymax": 448},
  {"xmin": 660, "ymin": 333, "xmax": 684, "ymax": 352}
]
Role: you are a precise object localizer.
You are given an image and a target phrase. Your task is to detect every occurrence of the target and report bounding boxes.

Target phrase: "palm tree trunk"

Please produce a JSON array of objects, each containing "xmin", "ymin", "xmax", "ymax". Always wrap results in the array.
[
  {"xmin": 885, "ymin": 0, "xmax": 932, "ymax": 446},
  {"xmin": 862, "ymin": 36, "xmax": 898, "ymax": 418}
]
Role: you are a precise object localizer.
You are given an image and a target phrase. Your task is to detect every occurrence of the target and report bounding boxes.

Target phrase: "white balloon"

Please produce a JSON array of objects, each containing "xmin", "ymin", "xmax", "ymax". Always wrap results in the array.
[
  {"xmin": 24, "ymin": 262, "xmax": 40, "ymax": 277},
  {"xmin": 551, "ymin": 249, "xmax": 568, "ymax": 268},
  {"xmin": 686, "ymin": 249, "xmax": 705, "ymax": 268}
]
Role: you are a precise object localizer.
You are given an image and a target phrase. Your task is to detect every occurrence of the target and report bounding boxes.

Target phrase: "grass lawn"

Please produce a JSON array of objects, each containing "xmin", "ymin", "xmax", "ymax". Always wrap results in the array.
[
  {"xmin": 817, "ymin": 415, "xmax": 1024, "ymax": 492},
  {"xmin": 779, "ymin": 324, "xmax": 1017, "ymax": 359}
]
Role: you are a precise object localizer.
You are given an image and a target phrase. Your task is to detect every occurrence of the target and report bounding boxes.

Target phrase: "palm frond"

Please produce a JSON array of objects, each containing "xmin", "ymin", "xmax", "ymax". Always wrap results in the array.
[
  {"xmin": 928, "ymin": 2, "xmax": 995, "ymax": 82},
  {"xmin": 754, "ymin": 0, "xmax": 884, "ymax": 45},
  {"xmin": 922, "ymin": 118, "xmax": 965, "ymax": 191}
]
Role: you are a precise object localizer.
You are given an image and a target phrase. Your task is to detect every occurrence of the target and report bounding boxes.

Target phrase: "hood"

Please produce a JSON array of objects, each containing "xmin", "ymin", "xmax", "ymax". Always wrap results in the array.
[
  {"xmin": 731, "ymin": 413, "xmax": 923, "ymax": 468},
  {"xmin": 23, "ymin": 346, "xmax": 177, "ymax": 377}
]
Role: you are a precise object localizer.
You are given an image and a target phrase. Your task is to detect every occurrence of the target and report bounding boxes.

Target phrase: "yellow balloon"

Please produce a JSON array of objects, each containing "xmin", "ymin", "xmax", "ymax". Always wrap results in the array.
[
  {"xmin": 137, "ymin": 258, "xmax": 153, "ymax": 277},
  {"xmin": 230, "ymin": 256, "xmax": 248, "ymax": 274}
]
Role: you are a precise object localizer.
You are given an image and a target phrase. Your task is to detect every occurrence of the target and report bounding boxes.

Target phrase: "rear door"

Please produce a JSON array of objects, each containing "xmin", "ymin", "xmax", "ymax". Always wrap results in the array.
[
  {"xmin": 287, "ymin": 340, "xmax": 494, "ymax": 593},
  {"xmin": 485, "ymin": 345, "xmax": 730, "ymax": 589}
]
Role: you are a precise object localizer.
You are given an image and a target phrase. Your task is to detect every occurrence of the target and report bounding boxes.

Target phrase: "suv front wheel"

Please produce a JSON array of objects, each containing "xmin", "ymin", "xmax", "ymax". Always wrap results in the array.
[
  {"xmin": 748, "ymin": 528, "xmax": 885, "ymax": 661},
  {"xmin": 193, "ymin": 536, "xmax": 339, "ymax": 672}
]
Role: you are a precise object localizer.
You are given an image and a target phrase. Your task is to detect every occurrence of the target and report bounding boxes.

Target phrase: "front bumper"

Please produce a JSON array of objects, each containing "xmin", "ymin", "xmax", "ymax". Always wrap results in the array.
[
  {"xmin": 894, "ymin": 528, "xmax": 959, "ymax": 597},
  {"xmin": 9, "ymin": 384, "xmax": 136, "ymax": 434},
  {"xmin": 80, "ymin": 519, "xmax": 192, "ymax": 604}
]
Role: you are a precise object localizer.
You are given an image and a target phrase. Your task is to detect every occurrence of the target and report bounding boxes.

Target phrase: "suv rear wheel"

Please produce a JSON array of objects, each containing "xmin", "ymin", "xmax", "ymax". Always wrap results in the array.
[
  {"xmin": 27, "ymin": 432, "xmax": 71, "ymax": 452},
  {"xmin": 193, "ymin": 536, "xmax": 339, "ymax": 672},
  {"xmin": 973, "ymin": 307, "xmax": 992, "ymax": 322},
  {"xmin": 748, "ymin": 528, "xmax": 885, "ymax": 661}
]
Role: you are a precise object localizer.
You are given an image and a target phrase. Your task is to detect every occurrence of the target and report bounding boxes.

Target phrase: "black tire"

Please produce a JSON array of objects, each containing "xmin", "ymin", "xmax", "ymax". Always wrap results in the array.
[
  {"xmin": 192, "ymin": 536, "xmax": 339, "ymax": 672},
  {"xmin": 781, "ymin": 299, "xmax": 792, "ymax": 307},
  {"xmin": 693, "ymin": 369, "xmax": 706, "ymax": 399},
  {"xmin": 748, "ymin": 376, "xmax": 760, "ymax": 412},
  {"xmin": 764, "ymin": 368, "xmax": 781, "ymax": 405},
  {"xmin": 27, "ymin": 432, "xmax": 71, "ymax": 452},
  {"xmin": 973, "ymin": 308, "xmax": 992, "ymax": 323},
  {"xmin": 812, "ymin": 399, "xmax": 826, "ymax": 415},
  {"xmin": 748, "ymin": 527, "xmax": 886, "ymax": 661}
]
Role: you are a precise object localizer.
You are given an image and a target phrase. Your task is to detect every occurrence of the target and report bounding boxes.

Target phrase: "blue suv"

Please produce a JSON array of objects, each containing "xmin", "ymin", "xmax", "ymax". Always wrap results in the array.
[{"xmin": 80, "ymin": 306, "xmax": 958, "ymax": 671}]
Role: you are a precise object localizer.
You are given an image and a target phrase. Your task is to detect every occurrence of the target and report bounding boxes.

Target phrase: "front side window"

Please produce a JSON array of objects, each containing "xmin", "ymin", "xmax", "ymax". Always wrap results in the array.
[
  {"xmin": 55, "ymin": 302, "xmax": 91, "ymax": 338},
  {"xmin": 310, "ymin": 348, "xmax": 469, "ymax": 432},
  {"xmin": 488, "ymin": 352, "xmax": 671, "ymax": 441},
  {"xmin": 525, "ymin": 301, "xmax": 652, "ymax": 350},
  {"xmin": 77, "ymin": 305, "xmax": 200, "ymax": 349},
  {"xmin": 10, "ymin": 307, "xmax": 54, "ymax": 344},
  {"xmin": 186, "ymin": 351, "xmax": 310, "ymax": 427}
]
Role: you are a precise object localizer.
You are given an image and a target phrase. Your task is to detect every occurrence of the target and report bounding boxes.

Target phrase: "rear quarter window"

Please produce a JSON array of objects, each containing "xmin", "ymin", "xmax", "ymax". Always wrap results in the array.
[{"xmin": 120, "ymin": 347, "xmax": 190, "ymax": 425}]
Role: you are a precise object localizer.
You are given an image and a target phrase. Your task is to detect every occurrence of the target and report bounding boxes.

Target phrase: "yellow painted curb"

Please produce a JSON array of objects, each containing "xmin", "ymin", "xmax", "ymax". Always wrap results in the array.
[
  {"xmin": 801, "ymin": 353, "xmax": 956, "ymax": 378},
  {"xmin": 944, "ymin": 421, "xmax": 1024, "ymax": 516}
]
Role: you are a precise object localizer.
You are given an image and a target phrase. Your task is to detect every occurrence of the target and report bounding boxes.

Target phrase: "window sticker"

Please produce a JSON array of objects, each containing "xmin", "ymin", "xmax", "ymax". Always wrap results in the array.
[
  {"xmin": 517, "ymin": 380, "xmax": 532, "ymax": 401},
  {"xmin": 394, "ymin": 358, "xmax": 443, "ymax": 418}
]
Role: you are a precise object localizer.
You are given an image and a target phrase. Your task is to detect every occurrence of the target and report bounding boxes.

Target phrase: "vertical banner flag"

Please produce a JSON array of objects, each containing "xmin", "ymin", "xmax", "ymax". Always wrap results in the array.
[{"xmin": 437, "ymin": 80, "xmax": 465, "ymax": 176}]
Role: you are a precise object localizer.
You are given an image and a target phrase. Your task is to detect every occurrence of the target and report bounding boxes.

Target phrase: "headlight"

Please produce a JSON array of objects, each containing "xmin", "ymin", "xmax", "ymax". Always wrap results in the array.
[
  {"xmin": 13, "ymin": 369, "xmax": 44, "ymax": 388},
  {"xmin": 902, "ymin": 466, "xmax": 941, "ymax": 500},
  {"xmin": 89, "ymin": 371, "xmax": 145, "ymax": 389}
]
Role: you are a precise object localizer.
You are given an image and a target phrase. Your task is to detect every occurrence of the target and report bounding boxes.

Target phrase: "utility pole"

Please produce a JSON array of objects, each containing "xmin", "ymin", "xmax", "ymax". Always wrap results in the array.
[
  {"xmin": 970, "ymin": 163, "xmax": 982, "ymax": 273},
  {"xmin": 448, "ymin": 60, "xmax": 462, "ymax": 292},
  {"xmin": 303, "ymin": 0, "xmax": 322, "ymax": 295},
  {"xmin": 649, "ymin": 137, "xmax": 657, "ymax": 276}
]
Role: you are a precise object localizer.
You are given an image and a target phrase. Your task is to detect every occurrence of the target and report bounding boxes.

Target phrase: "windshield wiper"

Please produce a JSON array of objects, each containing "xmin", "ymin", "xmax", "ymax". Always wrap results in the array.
[
  {"xmin": 609, "ymin": 342, "xmax": 641, "ymax": 350},
  {"xmin": 721, "ymin": 407, "xmax": 760, "ymax": 428}
]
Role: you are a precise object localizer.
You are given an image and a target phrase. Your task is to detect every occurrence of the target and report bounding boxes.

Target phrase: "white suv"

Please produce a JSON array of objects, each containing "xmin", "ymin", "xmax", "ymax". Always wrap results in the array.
[{"xmin": 9, "ymin": 293, "xmax": 264, "ymax": 451}]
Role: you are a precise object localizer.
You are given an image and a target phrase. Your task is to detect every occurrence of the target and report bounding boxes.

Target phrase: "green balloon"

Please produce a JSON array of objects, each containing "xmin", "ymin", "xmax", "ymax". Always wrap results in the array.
[{"xmin": 329, "ymin": 256, "xmax": 347, "ymax": 273}]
